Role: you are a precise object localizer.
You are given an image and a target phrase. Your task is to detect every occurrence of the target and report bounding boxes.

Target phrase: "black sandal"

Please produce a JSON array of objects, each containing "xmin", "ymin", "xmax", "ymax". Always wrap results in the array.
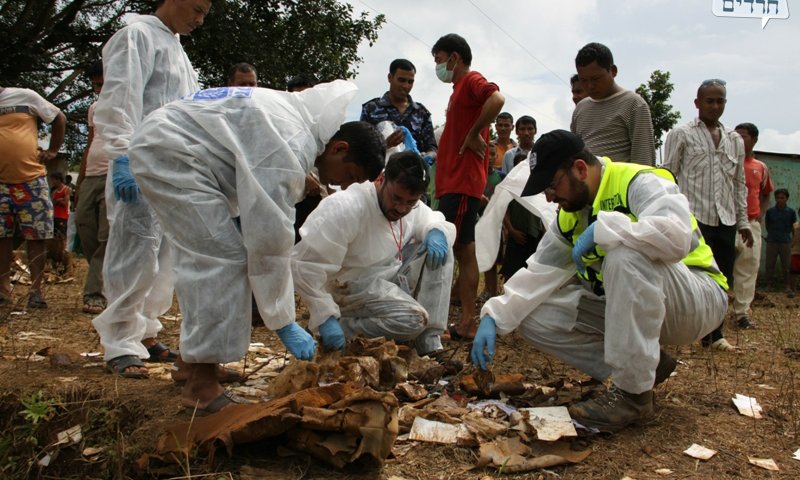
[
  {"xmin": 107, "ymin": 355, "xmax": 149, "ymax": 379},
  {"xmin": 146, "ymin": 342, "xmax": 179, "ymax": 363}
]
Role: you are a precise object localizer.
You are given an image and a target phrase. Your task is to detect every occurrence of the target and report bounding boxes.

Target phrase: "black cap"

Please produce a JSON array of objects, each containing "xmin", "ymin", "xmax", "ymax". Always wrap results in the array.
[{"xmin": 521, "ymin": 129, "xmax": 585, "ymax": 196}]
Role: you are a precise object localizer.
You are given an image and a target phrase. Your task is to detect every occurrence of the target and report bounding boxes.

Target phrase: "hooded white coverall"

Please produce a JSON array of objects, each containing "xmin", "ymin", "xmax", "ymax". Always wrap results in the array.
[
  {"xmin": 474, "ymin": 159, "xmax": 557, "ymax": 272},
  {"xmin": 292, "ymin": 181, "xmax": 456, "ymax": 354},
  {"xmin": 481, "ymin": 160, "xmax": 728, "ymax": 394},
  {"xmin": 129, "ymin": 82, "xmax": 358, "ymax": 363},
  {"xmin": 92, "ymin": 15, "xmax": 200, "ymax": 361}
]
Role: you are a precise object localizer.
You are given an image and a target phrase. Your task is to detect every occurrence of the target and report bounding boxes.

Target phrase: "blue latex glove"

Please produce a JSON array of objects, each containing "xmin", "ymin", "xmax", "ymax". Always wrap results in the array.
[
  {"xmin": 398, "ymin": 126, "xmax": 420, "ymax": 154},
  {"xmin": 422, "ymin": 154, "xmax": 434, "ymax": 166},
  {"xmin": 112, "ymin": 155, "xmax": 140, "ymax": 203},
  {"xmin": 571, "ymin": 223, "xmax": 596, "ymax": 275},
  {"xmin": 470, "ymin": 315, "xmax": 497, "ymax": 370},
  {"xmin": 423, "ymin": 228, "xmax": 449, "ymax": 269},
  {"xmin": 318, "ymin": 316, "xmax": 346, "ymax": 351},
  {"xmin": 276, "ymin": 322, "xmax": 317, "ymax": 360}
]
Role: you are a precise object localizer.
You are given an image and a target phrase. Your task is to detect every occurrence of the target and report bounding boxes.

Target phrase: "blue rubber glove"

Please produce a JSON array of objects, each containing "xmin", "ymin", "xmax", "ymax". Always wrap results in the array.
[
  {"xmin": 112, "ymin": 155, "xmax": 140, "ymax": 204},
  {"xmin": 571, "ymin": 223, "xmax": 596, "ymax": 275},
  {"xmin": 318, "ymin": 316, "xmax": 346, "ymax": 351},
  {"xmin": 398, "ymin": 126, "xmax": 420, "ymax": 154},
  {"xmin": 423, "ymin": 228, "xmax": 449, "ymax": 269},
  {"xmin": 470, "ymin": 315, "xmax": 497, "ymax": 370},
  {"xmin": 276, "ymin": 322, "xmax": 317, "ymax": 360},
  {"xmin": 422, "ymin": 154, "xmax": 434, "ymax": 166}
]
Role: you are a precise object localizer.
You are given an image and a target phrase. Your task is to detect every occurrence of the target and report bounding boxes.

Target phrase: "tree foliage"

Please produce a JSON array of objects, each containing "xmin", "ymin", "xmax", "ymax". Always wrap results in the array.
[
  {"xmin": 0, "ymin": 0, "xmax": 384, "ymax": 167},
  {"xmin": 183, "ymin": 0, "xmax": 384, "ymax": 89},
  {"xmin": 636, "ymin": 70, "xmax": 681, "ymax": 150}
]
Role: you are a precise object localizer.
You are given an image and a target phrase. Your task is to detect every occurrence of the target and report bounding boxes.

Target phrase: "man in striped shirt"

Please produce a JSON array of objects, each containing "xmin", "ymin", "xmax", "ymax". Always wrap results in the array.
[
  {"xmin": 663, "ymin": 79, "xmax": 752, "ymax": 351},
  {"xmin": 571, "ymin": 43, "xmax": 655, "ymax": 166}
]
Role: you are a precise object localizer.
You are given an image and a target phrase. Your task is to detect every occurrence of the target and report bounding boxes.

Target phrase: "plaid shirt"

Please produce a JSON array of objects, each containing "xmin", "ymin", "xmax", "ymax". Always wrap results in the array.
[{"xmin": 360, "ymin": 92, "xmax": 437, "ymax": 153}]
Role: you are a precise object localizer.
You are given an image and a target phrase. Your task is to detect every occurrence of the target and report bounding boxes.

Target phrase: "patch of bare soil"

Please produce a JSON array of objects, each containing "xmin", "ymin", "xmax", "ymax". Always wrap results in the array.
[{"xmin": 1, "ymin": 258, "xmax": 799, "ymax": 479}]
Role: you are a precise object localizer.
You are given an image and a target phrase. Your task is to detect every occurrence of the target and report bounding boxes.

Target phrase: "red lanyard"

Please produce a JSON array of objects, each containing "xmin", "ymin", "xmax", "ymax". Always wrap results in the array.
[{"xmin": 388, "ymin": 219, "xmax": 403, "ymax": 262}]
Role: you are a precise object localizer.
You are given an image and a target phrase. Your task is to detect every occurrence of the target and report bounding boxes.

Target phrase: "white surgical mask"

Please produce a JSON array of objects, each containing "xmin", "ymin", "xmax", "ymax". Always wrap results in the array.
[{"xmin": 435, "ymin": 56, "xmax": 454, "ymax": 83}]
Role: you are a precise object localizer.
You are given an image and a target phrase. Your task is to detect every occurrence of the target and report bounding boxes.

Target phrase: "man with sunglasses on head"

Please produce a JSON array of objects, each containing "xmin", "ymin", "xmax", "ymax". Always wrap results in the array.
[
  {"xmin": 471, "ymin": 129, "xmax": 728, "ymax": 433},
  {"xmin": 664, "ymin": 78, "xmax": 751, "ymax": 351},
  {"xmin": 292, "ymin": 151, "xmax": 456, "ymax": 357}
]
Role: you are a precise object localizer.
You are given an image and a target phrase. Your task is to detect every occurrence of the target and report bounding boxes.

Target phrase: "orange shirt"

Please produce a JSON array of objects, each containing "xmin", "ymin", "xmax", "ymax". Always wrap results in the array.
[
  {"xmin": 493, "ymin": 139, "xmax": 515, "ymax": 170},
  {"xmin": 0, "ymin": 88, "xmax": 59, "ymax": 183},
  {"xmin": 743, "ymin": 156, "xmax": 773, "ymax": 220}
]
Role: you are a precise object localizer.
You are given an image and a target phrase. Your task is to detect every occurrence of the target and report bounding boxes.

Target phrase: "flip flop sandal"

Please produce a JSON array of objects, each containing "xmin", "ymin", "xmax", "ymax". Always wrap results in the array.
[
  {"xmin": 107, "ymin": 355, "xmax": 149, "ymax": 379},
  {"xmin": 27, "ymin": 291, "xmax": 48, "ymax": 309},
  {"xmin": 184, "ymin": 389, "xmax": 248, "ymax": 416},
  {"xmin": 171, "ymin": 364, "xmax": 245, "ymax": 387},
  {"xmin": 146, "ymin": 341, "xmax": 179, "ymax": 363},
  {"xmin": 82, "ymin": 296, "xmax": 106, "ymax": 314},
  {"xmin": 447, "ymin": 324, "xmax": 474, "ymax": 341}
]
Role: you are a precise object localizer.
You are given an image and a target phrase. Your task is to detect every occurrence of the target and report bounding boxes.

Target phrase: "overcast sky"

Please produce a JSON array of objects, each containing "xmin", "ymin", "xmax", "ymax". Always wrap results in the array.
[{"xmin": 341, "ymin": 0, "xmax": 799, "ymax": 155}]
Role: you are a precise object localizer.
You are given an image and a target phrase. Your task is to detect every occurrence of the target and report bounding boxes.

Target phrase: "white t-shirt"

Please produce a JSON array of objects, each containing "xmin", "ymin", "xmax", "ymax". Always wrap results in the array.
[{"xmin": 85, "ymin": 102, "xmax": 110, "ymax": 176}]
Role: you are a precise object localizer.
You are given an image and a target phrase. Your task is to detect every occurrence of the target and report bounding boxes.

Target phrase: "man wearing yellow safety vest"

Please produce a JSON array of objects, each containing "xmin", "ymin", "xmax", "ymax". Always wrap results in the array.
[{"xmin": 471, "ymin": 130, "xmax": 728, "ymax": 432}]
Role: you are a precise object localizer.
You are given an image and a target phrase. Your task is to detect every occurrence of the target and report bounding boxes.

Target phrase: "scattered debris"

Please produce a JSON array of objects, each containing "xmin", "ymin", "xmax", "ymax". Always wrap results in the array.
[
  {"xmin": 54, "ymin": 425, "xmax": 82, "ymax": 447},
  {"xmin": 748, "ymin": 456, "xmax": 779, "ymax": 471},
  {"xmin": 394, "ymin": 382, "xmax": 428, "ymax": 402},
  {"xmin": 473, "ymin": 368, "xmax": 495, "ymax": 396},
  {"xmin": 520, "ymin": 406, "xmax": 577, "ymax": 441},
  {"xmin": 655, "ymin": 467, "xmax": 673, "ymax": 475},
  {"xmin": 732, "ymin": 394, "xmax": 763, "ymax": 419},
  {"xmin": 408, "ymin": 416, "xmax": 473, "ymax": 445},
  {"xmin": 683, "ymin": 443, "xmax": 716, "ymax": 460},
  {"xmin": 474, "ymin": 436, "xmax": 591, "ymax": 473},
  {"xmin": 460, "ymin": 373, "xmax": 526, "ymax": 397},
  {"xmin": 82, "ymin": 446, "xmax": 104, "ymax": 461},
  {"xmin": 792, "ymin": 448, "xmax": 800, "ymax": 461},
  {"xmin": 153, "ymin": 383, "xmax": 398, "ymax": 469}
]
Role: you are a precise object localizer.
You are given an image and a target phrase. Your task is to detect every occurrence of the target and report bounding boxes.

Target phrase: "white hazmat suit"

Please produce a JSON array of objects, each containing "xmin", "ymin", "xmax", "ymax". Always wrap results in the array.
[
  {"xmin": 129, "ymin": 82, "xmax": 358, "ymax": 363},
  {"xmin": 482, "ymin": 161, "xmax": 727, "ymax": 394},
  {"xmin": 92, "ymin": 15, "xmax": 200, "ymax": 362},
  {"xmin": 474, "ymin": 159, "xmax": 557, "ymax": 272},
  {"xmin": 292, "ymin": 181, "xmax": 456, "ymax": 354}
]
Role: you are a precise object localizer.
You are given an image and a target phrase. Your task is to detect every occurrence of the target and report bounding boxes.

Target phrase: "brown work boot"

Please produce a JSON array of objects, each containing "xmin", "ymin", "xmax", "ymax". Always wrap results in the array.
[
  {"xmin": 568, "ymin": 386, "xmax": 654, "ymax": 432},
  {"xmin": 654, "ymin": 349, "xmax": 677, "ymax": 386}
]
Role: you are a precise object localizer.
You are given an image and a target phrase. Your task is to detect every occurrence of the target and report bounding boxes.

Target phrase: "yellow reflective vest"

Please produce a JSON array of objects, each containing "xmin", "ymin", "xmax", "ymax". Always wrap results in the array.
[{"xmin": 557, "ymin": 158, "xmax": 728, "ymax": 295}]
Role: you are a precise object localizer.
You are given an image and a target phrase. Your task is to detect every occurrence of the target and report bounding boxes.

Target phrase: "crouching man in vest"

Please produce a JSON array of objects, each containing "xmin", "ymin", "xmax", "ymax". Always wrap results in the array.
[{"xmin": 471, "ymin": 129, "xmax": 728, "ymax": 432}]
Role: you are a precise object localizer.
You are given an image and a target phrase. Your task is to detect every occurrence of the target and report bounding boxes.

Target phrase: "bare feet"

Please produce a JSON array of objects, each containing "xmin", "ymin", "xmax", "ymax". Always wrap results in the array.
[{"xmin": 180, "ymin": 363, "xmax": 225, "ymax": 411}]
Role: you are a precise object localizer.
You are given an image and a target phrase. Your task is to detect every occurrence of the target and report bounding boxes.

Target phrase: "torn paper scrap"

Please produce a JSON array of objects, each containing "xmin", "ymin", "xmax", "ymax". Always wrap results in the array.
[
  {"xmin": 408, "ymin": 416, "xmax": 472, "ymax": 445},
  {"xmin": 793, "ymin": 448, "xmax": 800, "ymax": 461},
  {"xmin": 655, "ymin": 468, "xmax": 673, "ymax": 475},
  {"xmin": 732, "ymin": 394, "xmax": 763, "ymax": 419},
  {"xmin": 684, "ymin": 443, "xmax": 716, "ymax": 460},
  {"xmin": 748, "ymin": 457, "xmax": 779, "ymax": 471},
  {"xmin": 55, "ymin": 425, "xmax": 82, "ymax": 446},
  {"xmin": 521, "ymin": 406, "xmax": 577, "ymax": 441}
]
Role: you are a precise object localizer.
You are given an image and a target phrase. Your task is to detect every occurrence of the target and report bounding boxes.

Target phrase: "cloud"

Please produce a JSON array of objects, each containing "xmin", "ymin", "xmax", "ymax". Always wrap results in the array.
[{"xmin": 758, "ymin": 129, "xmax": 800, "ymax": 154}]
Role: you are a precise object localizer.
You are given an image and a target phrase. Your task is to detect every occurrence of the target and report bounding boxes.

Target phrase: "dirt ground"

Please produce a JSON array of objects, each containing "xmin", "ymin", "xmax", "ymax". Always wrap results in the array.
[{"xmin": 1, "ymin": 257, "xmax": 799, "ymax": 479}]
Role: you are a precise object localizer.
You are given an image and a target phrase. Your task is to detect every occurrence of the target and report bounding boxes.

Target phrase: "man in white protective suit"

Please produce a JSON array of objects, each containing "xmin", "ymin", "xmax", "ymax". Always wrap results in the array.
[
  {"xmin": 471, "ymin": 130, "xmax": 729, "ymax": 432},
  {"xmin": 129, "ymin": 81, "xmax": 386, "ymax": 413},
  {"xmin": 292, "ymin": 151, "xmax": 456, "ymax": 357},
  {"xmin": 91, "ymin": 0, "xmax": 212, "ymax": 379}
]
